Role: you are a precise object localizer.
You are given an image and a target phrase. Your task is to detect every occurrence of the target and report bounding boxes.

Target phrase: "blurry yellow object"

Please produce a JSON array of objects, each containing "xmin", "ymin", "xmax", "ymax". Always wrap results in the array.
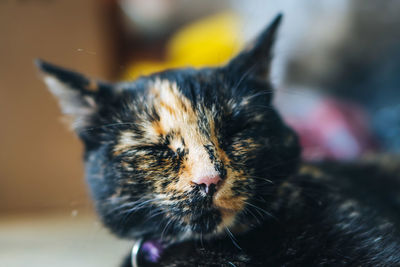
[{"xmin": 123, "ymin": 12, "xmax": 243, "ymax": 80}]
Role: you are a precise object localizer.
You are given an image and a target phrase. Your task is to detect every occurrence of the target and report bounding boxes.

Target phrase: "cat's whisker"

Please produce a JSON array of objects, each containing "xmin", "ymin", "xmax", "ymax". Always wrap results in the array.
[
  {"xmin": 230, "ymin": 63, "xmax": 259, "ymax": 92},
  {"xmin": 243, "ymin": 207, "xmax": 262, "ymax": 225},
  {"xmin": 161, "ymin": 217, "xmax": 176, "ymax": 242},
  {"xmin": 200, "ymin": 230, "xmax": 205, "ymax": 249},
  {"xmin": 106, "ymin": 195, "xmax": 148, "ymax": 209},
  {"xmin": 119, "ymin": 199, "xmax": 158, "ymax": 215},
  {"xmin": 224, "ymin": 226, "xmax": 242, "ymax": 250},
  {"xmin": 81, "ymin": 122, "xmax": 139, "ymax": 132},
  {"xmin": 277, "ymin": 87, "xmax": 320, "ymax": 98},
  {"xmin": 105, "ymin": 197, "xmax": 159, "ymax": 217},
  {"xmin": 104, "ymin": 202, "xmax": 138, "ymax": 216},
  {"xmin": 244, "ymin": 201, "xmax": 277, "ymax": 221},
  {"xmin": 247, "ymin": 175, "xmax": 274, "ymax": 185},
  {"xmin": 244, "ymin": 90, "xmax": 274, "ymax": 101},
  {"xmin": 144, "ymin": 209, "xmax": 168, "ymax": 222},
  {"xmin": 249, "ymin": 205, "xmax": 266, "ymax": 220},
  {"xmin": 108, "ymin": 196, "xmax": 147, "ymax": 206},
  {"xmin": 253, "ymin": 196, "xmax": 269, "ymax": 204}
]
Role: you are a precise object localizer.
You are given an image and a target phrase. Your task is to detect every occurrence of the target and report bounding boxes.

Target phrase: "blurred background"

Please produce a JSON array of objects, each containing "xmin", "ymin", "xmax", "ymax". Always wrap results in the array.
[{"xmin": 1, "ymin": 0, "xmax": 400, "ymax": 266}]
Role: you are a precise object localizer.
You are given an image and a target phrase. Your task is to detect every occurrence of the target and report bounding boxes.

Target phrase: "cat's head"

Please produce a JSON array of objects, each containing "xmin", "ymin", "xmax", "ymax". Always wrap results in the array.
[{"xmin": 38, "ymin": 14, "xmax": 300, "ymax": 242}]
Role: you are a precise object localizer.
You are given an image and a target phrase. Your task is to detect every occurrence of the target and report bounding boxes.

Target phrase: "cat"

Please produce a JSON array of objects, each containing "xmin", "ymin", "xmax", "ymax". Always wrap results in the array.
[{"xmin": 37, "ymin": 14, "xmax": 400, "ymax": 266}]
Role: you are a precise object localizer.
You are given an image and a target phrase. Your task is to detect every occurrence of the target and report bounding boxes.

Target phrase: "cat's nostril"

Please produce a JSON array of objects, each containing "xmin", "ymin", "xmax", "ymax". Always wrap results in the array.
[
  {"xmin": 192, "ymin": 175, "xmax": 221, "ymax": 195},
  {"xmin": 192, "ymin": 175, "xmax": 221, "ymax": 187}
]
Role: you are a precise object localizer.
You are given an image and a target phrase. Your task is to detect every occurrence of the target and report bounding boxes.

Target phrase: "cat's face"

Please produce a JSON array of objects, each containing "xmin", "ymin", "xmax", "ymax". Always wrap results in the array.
[{"xmin": 38, "ymin": 14, "xmax": 300, "ymax": 242}]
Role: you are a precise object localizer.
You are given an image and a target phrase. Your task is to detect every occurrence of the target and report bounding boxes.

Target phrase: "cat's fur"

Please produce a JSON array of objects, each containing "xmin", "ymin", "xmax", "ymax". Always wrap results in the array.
[{"xmin": 37, "ymin": 15, "xmax": 400, "ymax": 266}]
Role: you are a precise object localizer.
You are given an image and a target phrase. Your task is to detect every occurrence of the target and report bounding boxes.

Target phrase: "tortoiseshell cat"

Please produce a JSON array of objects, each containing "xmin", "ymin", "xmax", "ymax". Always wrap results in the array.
[{"xmin": 37, "ymin": 15, "xmax": 400, "ymax": 266}]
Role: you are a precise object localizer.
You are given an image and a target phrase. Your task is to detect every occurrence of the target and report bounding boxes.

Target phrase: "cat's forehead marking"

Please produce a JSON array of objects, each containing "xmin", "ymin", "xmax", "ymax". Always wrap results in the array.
[
  {"xmin": 149, "ymin": 78, "xmax": 196, "ymax": 129},
  {"xmin": 149, "ymin": 79, "xmax": 205, "ymax": 146}
]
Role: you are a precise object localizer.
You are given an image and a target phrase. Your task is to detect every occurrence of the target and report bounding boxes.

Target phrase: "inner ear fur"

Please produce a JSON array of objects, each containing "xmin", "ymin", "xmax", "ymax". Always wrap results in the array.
[{"xmin": 36, "ymin": 59, "xmax": 103, "ymax": 130}]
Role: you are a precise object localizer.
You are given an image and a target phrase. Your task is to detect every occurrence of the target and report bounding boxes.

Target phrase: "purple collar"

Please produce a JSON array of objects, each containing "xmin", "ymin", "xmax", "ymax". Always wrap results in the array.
[{"xmin": 131, "ymin": 239, "xmax": 164, "ymax": 267}]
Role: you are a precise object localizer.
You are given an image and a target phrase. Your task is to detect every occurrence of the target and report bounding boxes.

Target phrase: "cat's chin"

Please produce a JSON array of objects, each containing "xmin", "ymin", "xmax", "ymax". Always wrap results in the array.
[
  {"xmin": 185, "ymin": 209, "xmax": 246, "ymax": 240},
  {"xmin": 182, "ymin": 205, "xmax": 247, "ymax": 238},
  {"xmin": 172, "ymin": 218, "xmax": 250, "ymax": 244},
  {"xmin": 156, "ymin": 210, "xmax": 236, "ymax": 242}
]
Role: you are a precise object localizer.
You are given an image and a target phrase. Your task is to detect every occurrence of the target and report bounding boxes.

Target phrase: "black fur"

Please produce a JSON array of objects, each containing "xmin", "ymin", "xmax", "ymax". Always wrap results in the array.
[{"xmin": 127, "ymin": 160, "xmax": 400, "ymax": 266}]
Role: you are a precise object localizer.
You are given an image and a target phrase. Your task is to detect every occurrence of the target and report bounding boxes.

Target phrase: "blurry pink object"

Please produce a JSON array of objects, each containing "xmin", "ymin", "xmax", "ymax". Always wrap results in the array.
[{"xmin": 279, "ymin": 91, "xmax": 377, "ymax": 161}]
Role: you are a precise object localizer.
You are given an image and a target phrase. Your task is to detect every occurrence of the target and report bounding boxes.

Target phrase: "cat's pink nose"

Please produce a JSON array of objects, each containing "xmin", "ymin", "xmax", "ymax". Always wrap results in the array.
[{"xmin": 192, "ymin": 175, "xmax": 221, "ymax": 194}]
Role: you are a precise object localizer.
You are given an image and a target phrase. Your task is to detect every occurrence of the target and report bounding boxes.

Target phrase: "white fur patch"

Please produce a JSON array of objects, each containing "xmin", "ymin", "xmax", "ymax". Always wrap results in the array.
[{"xmin": 44, "ymin": 76, "xmax": 96, "ymax": 129}]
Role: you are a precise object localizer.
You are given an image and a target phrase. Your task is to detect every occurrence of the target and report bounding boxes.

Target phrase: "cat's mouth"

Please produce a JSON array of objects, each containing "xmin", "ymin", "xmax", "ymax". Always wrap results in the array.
[
  {"xmin": 188, "ymin": 209, "xmax": 222, "ymax": 234},
  {"xmin": 183, "ymin": 193, "xmax": 243, "ymax": 236},
  {"xmin": 143, "ymin": 179, "xmax": 247, "ymax": 240}
]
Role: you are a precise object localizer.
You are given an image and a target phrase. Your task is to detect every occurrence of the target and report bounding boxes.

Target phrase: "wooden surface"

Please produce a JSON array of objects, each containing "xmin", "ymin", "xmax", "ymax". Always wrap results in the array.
[{"xmin": 0, "ymin": 0, "xmax": 111, "ymax": 213}]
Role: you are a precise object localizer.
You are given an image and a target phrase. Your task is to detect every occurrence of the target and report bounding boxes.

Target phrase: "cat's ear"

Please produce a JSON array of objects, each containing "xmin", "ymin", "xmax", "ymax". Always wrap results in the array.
[
  {"xmin": 35, "ymin": 59, "xmax": 108, "ymax": 129},
  {"xmin": 226, "ymin": 13, "xmax": 282, "ymax": 80}
]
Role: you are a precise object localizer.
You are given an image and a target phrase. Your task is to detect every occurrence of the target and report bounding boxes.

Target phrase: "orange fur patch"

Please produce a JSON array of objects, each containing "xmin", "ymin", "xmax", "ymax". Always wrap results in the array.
[{"xmin": 150, "ymin": 79, "xmax": 220, "ymax": 191}]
